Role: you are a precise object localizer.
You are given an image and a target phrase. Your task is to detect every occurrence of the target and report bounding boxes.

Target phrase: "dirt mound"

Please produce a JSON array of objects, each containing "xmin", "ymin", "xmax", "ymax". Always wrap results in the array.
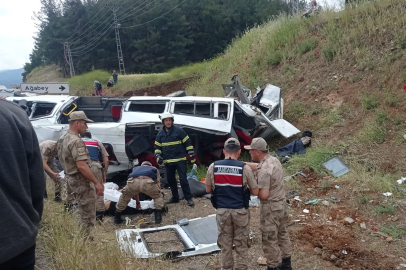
[
  {"xmin": 296, "ymin": 224, "xmax": 394, "ymax": 269},
  {"xmin": 123, "ymin": 76, "xmax": 196, "ymax": 97}
]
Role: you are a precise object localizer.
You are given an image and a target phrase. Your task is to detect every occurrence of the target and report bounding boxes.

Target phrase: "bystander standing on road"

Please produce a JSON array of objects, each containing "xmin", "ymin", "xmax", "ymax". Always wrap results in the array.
[
  {"xmin": 0, "ymin": 99, "xmax": 45, "ymax": 269},
  {"xmin": 112, "ymin": 70, "xmax": 118, "ymax": 85},
  {"xmin": 245, "ymin": 138, "xmax": 293, "ymax": 270},
  {"xmin": 206, "ymin": 138, "xmax": 258, "ymax": 270},
  {"xmin": 94, "ymin": 80, "xmax": 102, "ymax": 96}
]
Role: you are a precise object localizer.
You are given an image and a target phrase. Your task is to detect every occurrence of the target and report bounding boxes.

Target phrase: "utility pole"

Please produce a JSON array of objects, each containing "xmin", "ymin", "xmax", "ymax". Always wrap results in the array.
[
  {"xmin": 109, "ymin": 4, "xmax": 125, "ymax": 75},
  {"xmin": 63, "ymin": 42, "xmax": 75, "ymax": 77}
]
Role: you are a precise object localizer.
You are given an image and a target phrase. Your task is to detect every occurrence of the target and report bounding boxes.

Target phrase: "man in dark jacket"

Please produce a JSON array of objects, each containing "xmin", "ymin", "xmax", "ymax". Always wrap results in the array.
[
  {"xmin": 155, "ymin": 112, "xmax": 195, "ymax": 206},
  {"xmin": 0, "ymin": 99, "xmax": 45, "ymax": 269}
]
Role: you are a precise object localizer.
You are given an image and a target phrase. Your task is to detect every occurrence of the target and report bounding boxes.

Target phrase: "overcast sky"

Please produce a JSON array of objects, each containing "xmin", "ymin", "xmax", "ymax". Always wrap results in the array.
[
  {"xmin": 0, "ymin": 0, "xmax": 41, "ymax": 70},
  {"xmin": 0, "ymin": 0, "xmax": 342, "ymax": 71}
]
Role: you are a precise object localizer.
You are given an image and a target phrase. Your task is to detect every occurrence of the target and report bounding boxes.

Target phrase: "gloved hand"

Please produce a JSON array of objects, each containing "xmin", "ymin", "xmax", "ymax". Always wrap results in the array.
[
  {"xmin": 189, "ymin": 154, "xmax": 196, "ymax": 164},
  {"xmin": 156, "ymin": 155, "xmax": 163, "ymax": 166}
]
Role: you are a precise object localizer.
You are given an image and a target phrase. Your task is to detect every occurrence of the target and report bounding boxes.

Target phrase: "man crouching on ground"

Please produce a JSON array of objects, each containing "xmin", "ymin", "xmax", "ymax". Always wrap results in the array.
[
  {"xmin": 245, "ymin": 138, "xmax": 293, "ymax": 270},
  {"xmin": 205, "ymin": 138, "xmax": 258, "ymax": 270},
  {"xmin": 114, "ymin": 161, "xmax": 164, "ymax": 224}
]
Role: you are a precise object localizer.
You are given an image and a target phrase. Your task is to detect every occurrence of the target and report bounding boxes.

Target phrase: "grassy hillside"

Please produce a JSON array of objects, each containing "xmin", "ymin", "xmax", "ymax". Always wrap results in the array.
[
  {"xmin": 25, "ymin": 65, "xmax": 64, "ymax": 83},
  {"xmin": 65, "ymin": 63, "xmax": 207, "ymax": 96}
]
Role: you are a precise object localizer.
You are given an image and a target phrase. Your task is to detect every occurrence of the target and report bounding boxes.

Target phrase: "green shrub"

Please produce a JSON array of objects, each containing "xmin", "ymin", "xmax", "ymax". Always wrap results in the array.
[
  {"xmin": 268, "ymin": 52, "xmax": 283, "ymax": 66},
  {"xmin": 358, "ymin": 120, "xmax": 386, "ymax": 143},
  {"xmin": 284, "ymin": 100, "xmax": 305, "ymax": 120},
  {"xmin": 297, "ymin": 39, "xmax": 315, "ymax": 55},
  {"xmin": 375, "ymin": 109, "xmax": 388, "ymax": 125},
  {"xmin": 323, "ymin": 47, "xmax": 335, "ymax": 61},
  {"xmin": 361, "ymin": 96, "xmax": 379, "ymax": 110},
  {"xmin": 373, "ymin": 203, "xmax": 395, "ymax": 215},
  {"xmin": 384, "ymin": 94, "xmax": 399, "ymax": 107},
  {"xmin": 380, "ymin": 225, "xmax": 406, "ymax": 239}
]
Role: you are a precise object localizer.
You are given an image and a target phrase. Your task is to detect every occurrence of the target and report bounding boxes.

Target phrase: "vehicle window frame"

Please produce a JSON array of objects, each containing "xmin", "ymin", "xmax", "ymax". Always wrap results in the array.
[
  {"xmin": 126, "ymin": 100, "xmax": 169, "ymax": 114},
  {"xmin": 215, "ymin": 102, "xmax": 231, "ymax": 120},
  {"xmin": 30, "ymin": 102, "xmax": 57, "ymax": 119},
  {"xmin": 171, "ymin": 100, "xmax": 229, "ymax": 120}
]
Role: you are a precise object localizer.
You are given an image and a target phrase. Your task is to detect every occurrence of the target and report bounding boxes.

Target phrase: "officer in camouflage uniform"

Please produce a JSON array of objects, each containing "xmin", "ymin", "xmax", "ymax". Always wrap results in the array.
[
  {"xmin": 59, "ymin": 111, "xmax": 104, "ymax": 234},
  {"xmin": 57, "ymin": 133, "xmax": 75, "ymax": 208},
  {"xmin": 245, "ymin": 138, "xmax": 293, "ymax": 270},
  {"xmin": 39, "ymin": 140, "xmax": 63, "ymax": 202},
  {"xmin": 114, "ymin": 161, "xmax": 164, "ymax": 224},
  {"xmin": 80, "ymin": 131, "xmax": 109, "ymax": 221},
  {"xmin": 205, "ymin": 138, "xmax": 258, "ymax": 270}
]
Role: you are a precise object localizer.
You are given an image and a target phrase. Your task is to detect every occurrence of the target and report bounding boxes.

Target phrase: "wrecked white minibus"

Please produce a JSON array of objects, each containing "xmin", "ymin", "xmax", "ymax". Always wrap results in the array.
[{"xmin": 6, "ymin": 78, "xmax": 299, "ymax": 170}]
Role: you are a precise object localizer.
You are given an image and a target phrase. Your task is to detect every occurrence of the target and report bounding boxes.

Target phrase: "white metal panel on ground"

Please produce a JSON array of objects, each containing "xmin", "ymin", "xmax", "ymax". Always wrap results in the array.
[{"xmin": 116, "ymin": 215, "xmax": 220, "ymax": 259}]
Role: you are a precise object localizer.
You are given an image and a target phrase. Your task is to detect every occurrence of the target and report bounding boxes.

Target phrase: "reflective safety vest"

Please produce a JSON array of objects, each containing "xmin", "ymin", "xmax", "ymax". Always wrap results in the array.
[
  {"xmin": 128, "ymin": 166, "xmax": 157, "ymax": 182},
  {"xmin": 81, "ymin": 137, "xmax": 100, "ymax": 162},
  {"xmin": 213, "ymin": 159, "xmax": 249, "ymax": 209}
]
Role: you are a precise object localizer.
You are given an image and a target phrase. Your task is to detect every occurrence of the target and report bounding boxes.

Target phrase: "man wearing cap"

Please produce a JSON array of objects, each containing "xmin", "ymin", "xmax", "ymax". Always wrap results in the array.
[
  {"xmin": 155, "ymin": 112, "xmax": 195, "ymax": 207},
  {"xmin": 39, "ymin": 140, "xmax": 62, "ymax": 202},
  {"xmin": 205, "ymin": 138, "xmax": 259, "ymax": 270},
  {"xmin": 245, "ymin": 138, "xmax": 293, "ymax": 270},
  {"xmin": 114, "ymin": 161, "xmax": 164, "ymax": 224},
  {"xmin": 59, "ymin": 111, "xmax": 104, "ymax": 234},
  {"xmin": 80, "ymin": 131, "xmax": 109, "ymax": 221}
]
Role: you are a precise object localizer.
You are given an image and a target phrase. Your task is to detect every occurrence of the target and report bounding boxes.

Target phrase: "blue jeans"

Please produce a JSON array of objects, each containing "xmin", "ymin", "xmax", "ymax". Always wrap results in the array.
[{"xmin": 165, "ymin": 161, "xmax": 192, "ymax": 200}]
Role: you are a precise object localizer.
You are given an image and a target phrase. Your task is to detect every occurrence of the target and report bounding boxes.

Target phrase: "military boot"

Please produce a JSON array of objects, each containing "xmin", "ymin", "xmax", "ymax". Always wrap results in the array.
[
  {"xmin": 166, "ymin": 197, "xmax": 179, "ymax": 204},
  {"xmin": 187, "ymin": 198, "xmax": 194, "ymax": 207},
  {"xmin": 54, "ymin": 192, "xmax": 62, "ymax": 202},
  {"xmin": 267, "ymin": 267, "xmax": 281, "ymax": 270},
  {"xmin": 155, "ymin": 209, "xmax": 162, "ymax": 224},
  {"xmin": 280, "ymin": 257, "xmax": 292, "ymax": 270},
  {"xmin": 96, "ymin": 211, "xmax": 104, "ymax": 222},
  {"xmin": 114, "ymin": 211, "xmax": 124, "ymax": 225}
]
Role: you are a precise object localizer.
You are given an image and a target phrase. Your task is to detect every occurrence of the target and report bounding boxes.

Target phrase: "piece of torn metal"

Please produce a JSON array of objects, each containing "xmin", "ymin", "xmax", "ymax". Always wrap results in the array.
[
  {"xmin": 116, "ymin": 215, "xmax": 220, "ymax": 259},
  {"xmin": 323, "ymin": 157, "xmax": 350, "ymax": 177}
]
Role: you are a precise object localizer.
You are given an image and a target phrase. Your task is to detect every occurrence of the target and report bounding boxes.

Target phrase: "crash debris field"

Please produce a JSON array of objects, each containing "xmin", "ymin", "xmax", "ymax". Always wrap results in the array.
[{"xmin": 33, "ymin": 0, "xmax": 406, "ymax": 269}]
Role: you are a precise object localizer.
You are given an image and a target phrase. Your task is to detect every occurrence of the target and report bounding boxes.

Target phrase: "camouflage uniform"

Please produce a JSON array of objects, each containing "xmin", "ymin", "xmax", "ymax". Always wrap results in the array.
[
  {"xmin": 206, "ymin": 163, "xmax": 257, "ymax": 270},
  {"xmin": 60, "ymin": 130, "xmax": 96, "ymax": 232},
  {"xmin": 39, "ymin": 140, "xmax": 62, "ymax": 193},
  {"xmin": 88, "ymin": 142, "xmax": 109, "ymax": 213},
  {"xmin": 256, "ymin": 154, "xmax": 292, "ymax": 268},
  {"xmin": 116, "ymin": 170, "xmax": 164, "ymax": 211},
  {"xmin": 57, "ymin": 133, "xmax": 75, "ymax": 204}
]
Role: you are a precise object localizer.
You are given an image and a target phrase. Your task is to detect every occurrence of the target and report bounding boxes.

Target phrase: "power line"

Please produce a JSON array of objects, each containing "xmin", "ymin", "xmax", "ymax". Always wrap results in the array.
[
  {"xmin": 119, "ymin": 0, "xmax": 163, "ymax": 23},
  {"xmin": 118, "ymin": 0, "xmax": 155, "ymax": 21},
  {"xmin": 70, "ymin": 27, "xmax": 114, "ymax": 56},
  {"xmin": 120, "ymin": 0, "xmax": 187, "ymax": 28},
  {"xmin": 70, "ymin": 18, "xmax": 114, "ymax": 51},
  {"xmin": 70, "ymin": 25, "xmax": 114, "ymax": 54},
  {"xmin": 66, "ymin": 0, "xmax": 114, "ymax": 42},
  {"xmin": 116, "ymin": 0, "xmax": 146, "ymax": 17},
  {"xmin": 69, "ymin": 13, "xmax": 114, "ymax": 45}
]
